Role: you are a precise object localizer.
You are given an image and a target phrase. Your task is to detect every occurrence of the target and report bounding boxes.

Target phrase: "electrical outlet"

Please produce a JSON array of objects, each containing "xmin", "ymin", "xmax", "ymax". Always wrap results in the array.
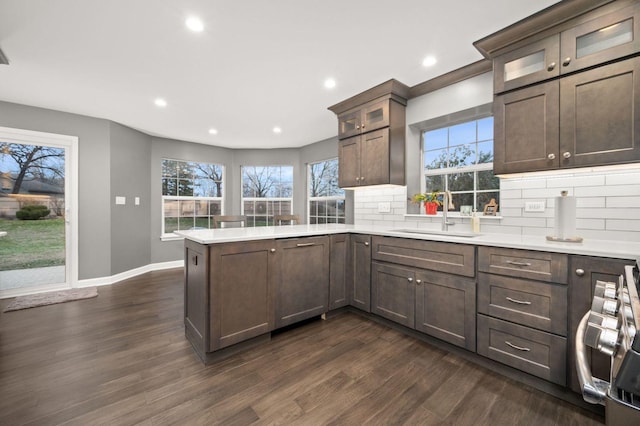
[
  {"xmin": 525, "ymin": 201, "xmax": 545, "ymax": 212},
  {"xmin": 377, "ymin": 202, "xmax": 391, "ymax": 213},
  {"xmin": 115, "ymin": 196, "xmax": 126, "ymax": 205}
]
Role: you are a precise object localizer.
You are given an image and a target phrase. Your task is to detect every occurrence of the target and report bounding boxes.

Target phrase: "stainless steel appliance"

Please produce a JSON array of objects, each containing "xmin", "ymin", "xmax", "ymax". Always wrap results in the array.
[{"xmin": 576, "ymin": 260, "xmax": 640, "ymax": 425}]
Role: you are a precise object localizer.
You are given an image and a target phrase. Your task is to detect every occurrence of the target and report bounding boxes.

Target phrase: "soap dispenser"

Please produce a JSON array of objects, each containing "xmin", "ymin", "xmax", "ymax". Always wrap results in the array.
[{"xmin": 471, "ymin": 209, "xmax": 480, "ymax": 233}]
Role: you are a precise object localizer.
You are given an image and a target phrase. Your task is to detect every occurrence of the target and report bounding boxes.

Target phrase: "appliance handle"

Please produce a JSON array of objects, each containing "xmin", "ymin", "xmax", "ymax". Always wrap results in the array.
[{"xmin": 576, "ymin": 310, "xmax": 609, "ymax": 405}]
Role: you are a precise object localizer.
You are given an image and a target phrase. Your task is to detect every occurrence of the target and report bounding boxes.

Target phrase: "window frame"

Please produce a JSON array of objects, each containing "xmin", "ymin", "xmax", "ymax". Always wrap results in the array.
[
  {"xmin": 240, "ymin": 165, "xmax": 294, "ymax": 227},
  {"xmin": 307, "ymin": 157, "xmax": 345, "ymax": 225},
  {"xmin": 419, "ymin": 106, "xmax": 499, "ymax": 213},
  {"xmin": 161, "ymin": 158, "xmax": 225, "ymax": 239}
]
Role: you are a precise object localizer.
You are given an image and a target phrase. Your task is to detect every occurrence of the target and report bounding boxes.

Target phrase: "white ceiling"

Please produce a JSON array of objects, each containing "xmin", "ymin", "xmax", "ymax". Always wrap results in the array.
[{"xmin": 0, "ymin": 0, "xmax": 560, "ymax": 149}]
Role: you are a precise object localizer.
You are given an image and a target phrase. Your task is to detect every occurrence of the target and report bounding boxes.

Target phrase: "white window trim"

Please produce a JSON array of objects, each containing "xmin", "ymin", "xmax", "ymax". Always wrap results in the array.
[
  {"xmin": 160, "ymin": 159, "xmax": 225, "ymax": 239},
  {"xmin": 306, "ymin": 158, "xmax": 345, "ymax": 224}
]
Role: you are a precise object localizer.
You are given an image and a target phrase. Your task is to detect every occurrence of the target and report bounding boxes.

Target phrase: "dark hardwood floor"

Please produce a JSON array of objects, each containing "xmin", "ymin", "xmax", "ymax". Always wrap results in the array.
[{"xmin": 0, "ymin": 269, "xmax": 603, "ymax": 425}]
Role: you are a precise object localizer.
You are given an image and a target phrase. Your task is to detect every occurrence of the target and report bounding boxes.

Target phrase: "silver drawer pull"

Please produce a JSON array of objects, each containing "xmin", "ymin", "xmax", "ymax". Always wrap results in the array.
[
  {"xmin": 506, "ymin": 297, "xmax": 532, "ymax": 305},
  {"xmin": 506, "ymin": 260, "xmax": 532, "ymax": 267},
  {"xmin": 296, "ymin": 243, "xmax": 315, "ymax": 247},
  {"xmin": 505, "ymin": 341, "xmax": 531, "ymax": 352}
]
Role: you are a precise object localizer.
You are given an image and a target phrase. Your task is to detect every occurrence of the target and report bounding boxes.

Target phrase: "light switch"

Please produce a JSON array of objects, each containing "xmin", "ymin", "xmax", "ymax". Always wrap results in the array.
[
  {"xmin": 378, "ymin": 202, "xmax": 391, "ymax": 213},
  {"xmin": 135, "ymin": 197, "xmax": 140, "ymax": 206},
  {"xmin": 115, "ymin": 196, "xmax": 126, "ymax": 205},
  {"xmin": 525, "ymin": 201, "xmax": 545, "ymax": 212}
]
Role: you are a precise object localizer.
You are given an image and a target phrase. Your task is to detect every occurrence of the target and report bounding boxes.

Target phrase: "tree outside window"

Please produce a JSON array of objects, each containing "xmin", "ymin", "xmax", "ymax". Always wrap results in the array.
[
  {"xmin": 308, "ymin": 158, "xmax": 345, "ymax": 224},
  {"xmin": 161, "ymin": 159, "xmax": 224, "ymax": 235},
  {"xmin": 422, "ymin": 116, "xmax": 499, "ymax": 212},
  {"xmin": 241, "ymin": 165, "xmax": 293, "ymax": 226}
]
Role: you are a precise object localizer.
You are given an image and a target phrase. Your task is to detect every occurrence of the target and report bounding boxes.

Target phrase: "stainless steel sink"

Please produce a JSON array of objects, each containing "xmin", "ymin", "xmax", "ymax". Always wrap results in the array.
[{"xmin": 390, "ymin": 229, "xmax": 480, "ymax": 238}]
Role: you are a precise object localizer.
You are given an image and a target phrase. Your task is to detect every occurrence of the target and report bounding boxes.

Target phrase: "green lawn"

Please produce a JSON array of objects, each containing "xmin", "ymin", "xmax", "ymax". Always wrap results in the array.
[{"xmin": 0, "ymin": 218, "xmax": 65, "ymax": 271}]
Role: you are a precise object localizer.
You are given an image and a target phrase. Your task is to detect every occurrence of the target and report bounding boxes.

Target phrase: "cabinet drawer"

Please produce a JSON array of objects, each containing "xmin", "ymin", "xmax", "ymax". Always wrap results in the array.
[
  {"xmin": 477, "ymin": 314, "xmax": 567, "ymax": 386},
  {"xmin": 372, "ymin": 236, "xmax": 475, "ymax": 277},
  {"xmin": 478, "ymin": 247, "xmax": 568, "ymax": 283},
  {"xmin": 478, "ymin": 273, "xmax": 567, "ymax": 335}
]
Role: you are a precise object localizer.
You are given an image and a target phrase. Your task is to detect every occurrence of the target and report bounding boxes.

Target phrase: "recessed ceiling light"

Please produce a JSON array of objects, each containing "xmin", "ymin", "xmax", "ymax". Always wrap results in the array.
[
  {"xmin": 422, "ymin": 56, "xmax": 437, "ymax": 67},
  {"xmin": 324, "ymin": 78, "xmax": 336, "ymax": 89},
  {"xmin": 154, "ymin": 98, "xmax": 167, "ymax": 107},
  {"xmin": 273, "ymin": 126, "xmax": 282, "ymax": 134},
  {"xmin": 208, "ymin": 128, "xmax": 218, "ymax": 135},
  {"xmin": 185, "ymin": 16, "xmax": 204, "ymax": 32}
]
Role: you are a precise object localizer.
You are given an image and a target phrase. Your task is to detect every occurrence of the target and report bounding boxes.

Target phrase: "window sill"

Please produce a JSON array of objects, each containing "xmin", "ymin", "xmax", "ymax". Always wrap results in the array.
[
  {"xmin": 160, "ymin": 234, "xmax": 185, "ymax": 242},
  {"xmin": 404, "ymin": 213, "xmax": 503, "ymax": 220}
]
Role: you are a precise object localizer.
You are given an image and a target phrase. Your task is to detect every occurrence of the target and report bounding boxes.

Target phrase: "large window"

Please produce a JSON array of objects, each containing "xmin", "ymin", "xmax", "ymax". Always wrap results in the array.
[
  {"xmin": 162, "ymin": 159, "xmax": 224, "ymax": 235},
  {"xmin": 241, "ymin": 165, "xmax": 293, "ymax": 226},
  {"xmin": 308, "ymin": 158, "xmax": 345, "ymax": 224},
  {"xmin": 422, "ymin": 116, "xmax": 499, "ymax": 212}
]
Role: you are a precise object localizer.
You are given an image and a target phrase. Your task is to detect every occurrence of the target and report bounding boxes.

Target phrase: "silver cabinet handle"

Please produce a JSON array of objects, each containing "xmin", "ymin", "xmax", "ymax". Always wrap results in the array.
[
  {"xmin": 355, "ymin": 177, "xmax": 360, "ymax": 182},
  {"xmin": 415, "ymin": 279, "xmax": 422, "ymax": 285},
  {"xmin": 505, "ymin": 341, "xmax": 530, "ymax": 352},
  {"xmin": 191, "ymin": 255, "xmax": 198, "ymax": 266},
  {"xmin": 563, "ymin": 151, "xmax": 572, "ymax": 159},
  {"xmin": 407, "ymin": 277, "xmax": 413, "ymax": 283},
  {"xmin": 562, "ymin": 57, "xmax": 571, "ymax": 66},
  {"xmin": 364, "ymin": 241, "xmax": 369, "ymax": 246},
  {"xmin": 506, "ymin": 260, "xmax": 532, "ymax": 267},
  {"xmin": 547, "ymin": 62, "xmax": 556, "ymax": 71},
  {"xmin": 270, "ymin": 248, "xmax": 276, "ymax": 253},
  {"xmin": 296, "ymin": 243, "xmax": 315, "ymax": 247},
  {"xmin": 506, "ymin": 297, "xmax": 531, "ymax": 305},
  {"xmin": 547, "ymin": 153, "xmax": 556, "ymax": 160},
  {"xmin": 576, "ymin": 268, "xmax": 585, "ymax": 277}
]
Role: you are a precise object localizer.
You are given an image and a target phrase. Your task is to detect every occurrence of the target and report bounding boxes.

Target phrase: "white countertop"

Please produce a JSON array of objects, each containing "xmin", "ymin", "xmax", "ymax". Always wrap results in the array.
[{"xmin": 175, "ymin": 224, "xmax": 640, "ymax": 260}]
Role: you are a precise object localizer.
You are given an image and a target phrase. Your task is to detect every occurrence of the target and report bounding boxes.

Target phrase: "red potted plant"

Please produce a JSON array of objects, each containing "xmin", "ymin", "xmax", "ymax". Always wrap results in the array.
[{"xmin": 411, "ymin": 191, "xmax": 442, "ymax": 215}]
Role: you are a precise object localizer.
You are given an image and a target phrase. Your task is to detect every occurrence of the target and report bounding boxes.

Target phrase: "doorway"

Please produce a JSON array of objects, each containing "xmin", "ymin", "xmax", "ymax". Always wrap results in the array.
[{"xmin": 0, "ymin": 127, "xmax": 78, "ymax": 298}]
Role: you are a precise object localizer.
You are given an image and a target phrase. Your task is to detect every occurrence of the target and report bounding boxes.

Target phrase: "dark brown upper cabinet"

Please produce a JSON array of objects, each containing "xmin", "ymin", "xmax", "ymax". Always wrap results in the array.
[
  {"xmin": 478, "ymin": 0, "xmax": 640, "ymax": 174},
  {"xmin": 494, "ymin": 4, "xmax": 640, "ymax": 94},
  {"xmin": 329, "ymin": 79, "xmax": 408, "ymax": 188},
  {"xmin": 338, "ymin": 98, "xmax": 389, "ymax": 139}
]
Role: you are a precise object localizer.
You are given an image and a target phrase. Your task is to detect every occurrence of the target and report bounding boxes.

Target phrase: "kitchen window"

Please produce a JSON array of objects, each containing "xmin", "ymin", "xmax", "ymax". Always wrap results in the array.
[
  {"xmin": 241, "ymin": 165, "xmax": 293, "ymax": 226},
  {"xmin": 161, "ymin": 159, "xmax": 224, "ymax": 236},
  {"xmin": 307, "ymin": 158, "xmax": 345, "ymax": 224},
  {"xmin": 421, "ymin": 115, "xmax": 499, "ymax": 212}
]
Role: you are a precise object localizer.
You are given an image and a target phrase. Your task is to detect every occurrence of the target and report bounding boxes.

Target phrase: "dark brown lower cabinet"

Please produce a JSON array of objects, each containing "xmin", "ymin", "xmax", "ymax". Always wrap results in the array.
[
  {"xmin": 371, "ymin": 261, "xmax": 476, "ymax": 350},
  {"xmin": 477, "ymin": 315, "xmax": 567, "ymax": 386},
  {"xmin": 568, "ymin": 255, "xmax": 630, "ymax": 394},
  {"xmin": 275, "ymin": 236, "xmax": 330, "ymax": 328},
  {"xmin": 329, "ymin": 234, "xmax": 349, "ymax": 310},
  {"xmin": 184, "ymin": 239, "xmax": 209, "ymax": 356},
  {"xmin": 209, "ymin": 240, "xmax": 276, "ymax": 351},
  {"xmin": 348, "ymin": 234, "xmax": 371, "ymax": 312},
  {"xmin": 371, "ymin": 262, "xmax": 415, "ymax": 328},
  {"xmin": 415, "ymin": 269, "xmax": 476, "ymax": 351}
]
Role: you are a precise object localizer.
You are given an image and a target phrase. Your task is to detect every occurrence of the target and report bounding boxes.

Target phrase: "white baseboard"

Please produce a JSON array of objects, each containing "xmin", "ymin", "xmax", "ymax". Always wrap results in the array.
[{"xmin": 76, "ymin": 260, "xmax": 184, "ymax": 288}]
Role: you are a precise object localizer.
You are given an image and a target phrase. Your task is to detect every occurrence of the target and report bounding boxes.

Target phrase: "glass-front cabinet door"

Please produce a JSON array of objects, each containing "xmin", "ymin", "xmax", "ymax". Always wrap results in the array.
[
  {"xmin": 338, "ymin": 109, "xmax": 361, "ymax": 139},
  {"xmin": 494, "ymin": 35, "xmax": 560, "ymax": 93},
  {"xmin": 361, "ymin": 99, "xmax": 389, "ymax": 134},
  {"xmin": 560, "ymin": 4, "xmax": 640, "ymax": 75}
]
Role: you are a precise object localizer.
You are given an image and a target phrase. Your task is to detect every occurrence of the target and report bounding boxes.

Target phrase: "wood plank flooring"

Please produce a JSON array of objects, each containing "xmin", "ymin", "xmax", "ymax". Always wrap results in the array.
[{"xmin": 0, "ymin": 269, "xmax": 603, "ymax": 425}]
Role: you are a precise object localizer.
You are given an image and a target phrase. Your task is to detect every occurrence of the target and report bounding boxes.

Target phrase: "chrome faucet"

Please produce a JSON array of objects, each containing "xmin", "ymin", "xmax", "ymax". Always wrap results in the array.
[{"xmin": 441, "ymin": 191, "xmax": 455, "ymax": 231}]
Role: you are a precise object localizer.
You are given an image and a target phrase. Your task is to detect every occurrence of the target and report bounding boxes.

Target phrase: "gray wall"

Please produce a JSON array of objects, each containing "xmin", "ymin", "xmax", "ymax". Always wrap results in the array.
[
  {"xmin": 110, "ymin": 122, "xmax": 152, "ymax": 274},
  {"xmin": 0, "ymin": 100, "xmax": 345, "ymax": 279},
  {"xmin": 0, "ymin": 101, "xmax": 112, "ymax": 279}
]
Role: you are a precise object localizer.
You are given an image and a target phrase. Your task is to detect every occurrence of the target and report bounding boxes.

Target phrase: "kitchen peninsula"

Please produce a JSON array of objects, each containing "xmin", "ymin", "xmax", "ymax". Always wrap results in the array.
[{"xmin": 178, "ymin": 224, "xmax": 639, "ymax": 397}]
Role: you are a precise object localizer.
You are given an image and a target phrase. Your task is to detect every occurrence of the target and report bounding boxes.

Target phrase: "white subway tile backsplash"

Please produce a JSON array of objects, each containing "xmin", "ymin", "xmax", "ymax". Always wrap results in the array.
[
  {"xmin": 352, "ymin": 169, "xmax": 640, "ymax": 241},
  {"xmin": 607, "ymin": 197, "xmax": 640, "ymax": 208},
  {"xmin": 606, "ymin": 171, "xmax": 640, "ymax": 185},
  {"xmin": 500, "ymin": 189, "xmax": 523, "ymax": 199},
  {"xmin": 576, "ymin": 197, "xmax": 606, "ymax": 208},
  {"xmin": 546, "ymin": 175, "xmax": 605, "ymax": 188},
  {"xmin": 576, "ymin": 218, "xmax": 606, "ymax": 230},
  {"xmin": 607, "ymin": 220, "xmax": 640, "ymax": 232}
]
